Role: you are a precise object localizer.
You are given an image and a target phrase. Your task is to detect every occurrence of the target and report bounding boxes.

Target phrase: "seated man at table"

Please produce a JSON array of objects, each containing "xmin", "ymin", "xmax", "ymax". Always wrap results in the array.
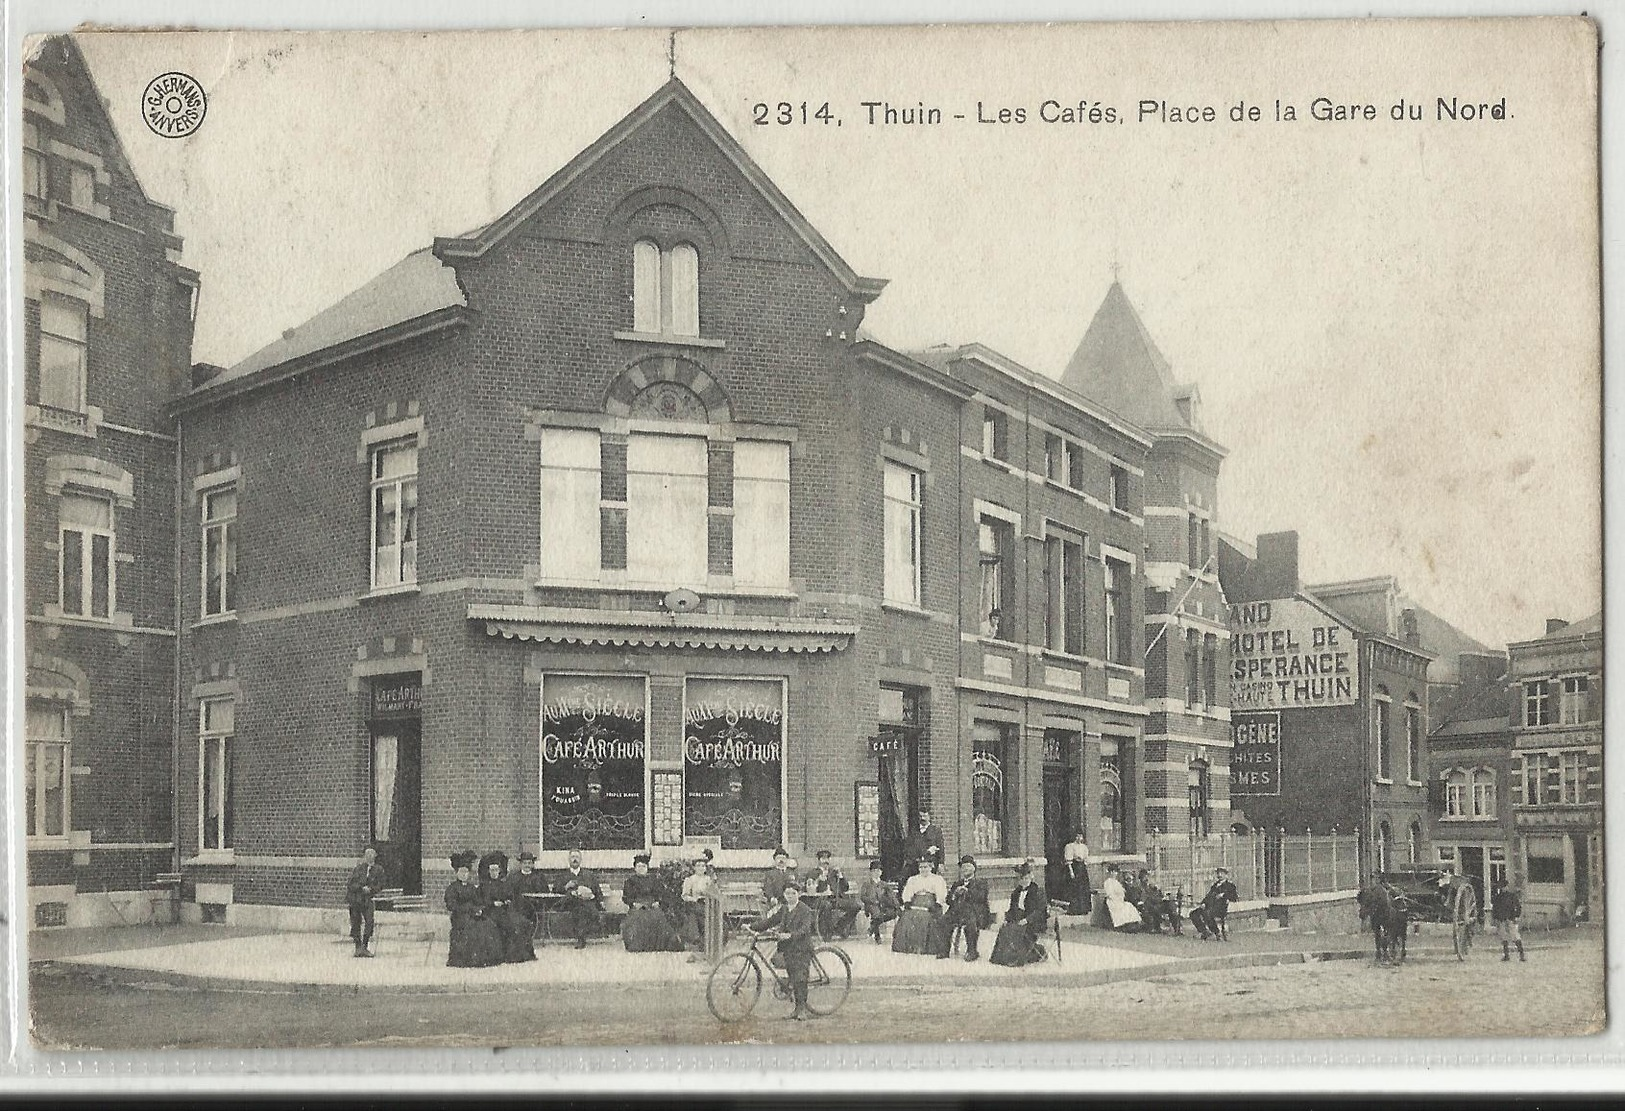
[
  {"xmin": 552, "ymin": 848, "xmax": 604, "ymax": 949},
  {"xmin": 761, "ymin": 847, "xmax": 796, "ymax": 908},
  {"xmin": 859, "ymin": 859, "xmax": 900, "ymax": 943},
  {"xmin": 804, "ymin": 850, "xmax": 861, "ymax": 940}
]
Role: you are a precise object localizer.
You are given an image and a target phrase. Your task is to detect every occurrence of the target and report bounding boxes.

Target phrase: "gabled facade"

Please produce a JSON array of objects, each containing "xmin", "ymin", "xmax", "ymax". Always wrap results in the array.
[
  {"xmin": 21, "ymin": 36, "xmax": 198, "ymax": 927},
  {"xmin": 159, "ymin": 77, "xmax": 1238, "ymax": 925}
]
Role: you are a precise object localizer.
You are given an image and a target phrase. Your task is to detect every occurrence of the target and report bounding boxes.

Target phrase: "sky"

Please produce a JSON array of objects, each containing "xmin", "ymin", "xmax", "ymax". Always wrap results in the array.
[{"xmin": 69, "ymin": 21, "xmax": 1602, "ymax": 649}]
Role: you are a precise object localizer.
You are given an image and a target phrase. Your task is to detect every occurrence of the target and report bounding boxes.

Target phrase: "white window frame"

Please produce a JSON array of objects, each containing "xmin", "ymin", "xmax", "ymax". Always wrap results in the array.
[
  {"xmin": 24, "ymin": 146, "xmax": 47, "ymax": 200},
  {"xmin": 1404, "ymin": 702, "xmax": 1423, "ymax": 784},
  {"xmin": 1559, "ymin": 750, "xmax": 1584, "ymax": 805},
  {"xmin": 369, "ymin": 439, "xmax": 419, "ymax": 590},
  {"xmin": 1443, "ymin": 769, "xmax": 1468, "ymax": 819},
  {"xmin": 1043, "ymin": 524, "xmax": 1085, "ymax": 656},
  {"xmin": 200, "ymin": 485, "xmax": 237, "ymax": 617},
  {"xmin": 199, "ymin": 697, "xmax": 234, "ymax": 852},
  {"xmin": 1470, "ymin": 767, "xmax": 1496, "ymax": 819},
  {"xmin": 538, "ymin": 427, "xmax": 603, "ymax": 584},
  {"xmin": 25, "ymin": 704, "xmax": 71, "ymax": 844},
  {"xmin": 38, "ymin": 291, "xmax": 89, "ymax": 413},
  {"xmin": 1373, "ymin": 692, "xmax": 1393, "ymax": 783},
  {"xmin": 1104, "ymin": 555, "xmax": 1132, "ymax": 664},
  {"xmin": 631, "ymin": 239, "xmax": 701, "ymax": 338},
  {"xmin": 58, "ymin": 491, "xmax": 114, "ymax": 620},
  {"xmin": 731, "ymin": 440, "xmax": 790, "ymax": 589},
  {"xmin": 626, "ymin": 431, "xmax": 708, "ymax": 588},
  {"xmin": 882, "ymin": 461, "xmax": 922, "ymax": 606},
  {"xmin": 1523, "ymin": 680, "xmax": 1552, "ymax": 727},
  {"xmin": 1560, "ymin": 676, "xmax": 1589, "ymax": 724}
]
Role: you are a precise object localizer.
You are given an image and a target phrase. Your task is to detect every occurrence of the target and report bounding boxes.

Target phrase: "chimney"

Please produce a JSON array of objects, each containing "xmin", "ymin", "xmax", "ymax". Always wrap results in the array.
[
  {"xmin": 1546, "ymin": 618, "xmax": 1570, "ymax": 637},
  {"xmin": 1400, "ymin": 608, "xmax": 1421, "ymax": 645},
  {"xmin": 1255, "ymin": 531, "xmax": 1300, "ymax": 600},
  {"xmin": 191, "ymin": 362, "xmax": 226, "ymax": 388}
]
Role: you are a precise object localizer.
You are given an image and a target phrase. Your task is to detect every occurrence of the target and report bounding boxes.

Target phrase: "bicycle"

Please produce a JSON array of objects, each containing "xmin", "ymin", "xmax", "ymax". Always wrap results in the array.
[{"xmin": 705, "ymin": 927, "xmax": 852, "ymax": 1023}]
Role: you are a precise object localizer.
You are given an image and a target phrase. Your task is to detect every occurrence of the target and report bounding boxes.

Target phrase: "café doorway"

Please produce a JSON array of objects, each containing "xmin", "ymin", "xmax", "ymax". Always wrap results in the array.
[
  {"xmin": 1041, "ymin": 729, "xmax": 1080, "ymax": 896},
  {"xmin": 370, "ymin": 676, "xmax": 423, "ymax": 896}
]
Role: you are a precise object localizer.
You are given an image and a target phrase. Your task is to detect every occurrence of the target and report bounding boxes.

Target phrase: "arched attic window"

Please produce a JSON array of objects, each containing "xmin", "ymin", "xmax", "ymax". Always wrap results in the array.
[{"xmin": 632, "ymin": 239, "xmax": 700, "ymax": 338}]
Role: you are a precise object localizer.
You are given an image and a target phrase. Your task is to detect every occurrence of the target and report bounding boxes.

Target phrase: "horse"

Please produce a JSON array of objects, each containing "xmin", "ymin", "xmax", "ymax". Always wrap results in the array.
[{"xmin": 1357, "ymin": 882, "xmax": 1409, "ymax": 966}]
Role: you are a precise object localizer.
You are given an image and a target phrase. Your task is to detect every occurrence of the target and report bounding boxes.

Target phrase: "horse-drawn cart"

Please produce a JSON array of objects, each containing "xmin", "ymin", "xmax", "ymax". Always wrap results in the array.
[{"xmin": 1377, "ymin": 867, "xmax": 1480, "ymax": 960}]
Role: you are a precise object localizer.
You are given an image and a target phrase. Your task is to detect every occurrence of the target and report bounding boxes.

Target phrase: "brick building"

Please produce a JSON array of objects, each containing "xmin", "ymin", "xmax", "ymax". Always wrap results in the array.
[
  {"xmin": 21, "ymin": 38, "xmax": 198, "ymax": 927},
  {"xmin": 1428, "ymin": 671, "xmax": 1515, "ymax": 917},
  {"xmin": 161, "ymin": 78, "xmax": 1231, "ymax": 924},
  {"xmin": 1218, "ymin": 534, "xmax": 1432, "ymax": 877},
  {"xmin": 1507, "ymin": 613, "xmax": 1603, "ymax": 924}
]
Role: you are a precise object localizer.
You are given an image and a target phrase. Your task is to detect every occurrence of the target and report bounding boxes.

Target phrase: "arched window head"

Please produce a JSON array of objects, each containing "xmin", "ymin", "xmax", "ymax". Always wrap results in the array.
[
  {"xmin": 1408, "ymin": 821, "xmax": 1422, "ymax": 864},
  {"xmin": 631, "ymin": 239, "xmax": 700, "ymax": 338}
]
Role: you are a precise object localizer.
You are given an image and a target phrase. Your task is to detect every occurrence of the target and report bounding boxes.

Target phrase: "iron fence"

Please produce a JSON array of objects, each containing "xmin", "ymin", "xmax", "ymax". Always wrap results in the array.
[{"xmin": 1143, "ymin": 828, "xmax": 1362, "ymax": 903}]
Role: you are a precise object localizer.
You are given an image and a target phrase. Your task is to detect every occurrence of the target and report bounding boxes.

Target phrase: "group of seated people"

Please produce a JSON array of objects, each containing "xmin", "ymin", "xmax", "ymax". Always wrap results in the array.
[
  {"xmin": 1099, "ymin": 863, "xmax": 1239, "ymax": 940},
  {"xmin": 440, "ymin": 842, "xmax": 1244, "ymax": 969}
]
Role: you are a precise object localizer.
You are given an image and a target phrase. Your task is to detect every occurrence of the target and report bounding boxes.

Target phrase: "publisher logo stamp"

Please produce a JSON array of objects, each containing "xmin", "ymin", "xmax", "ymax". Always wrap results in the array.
[{"xmin": 142, "ymin": 72, "xmax": 206, "ymax": 138}]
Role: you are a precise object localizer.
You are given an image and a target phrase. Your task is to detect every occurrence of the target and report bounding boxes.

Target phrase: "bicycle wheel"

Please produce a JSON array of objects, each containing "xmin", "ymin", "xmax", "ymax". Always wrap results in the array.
[
  {"xmin": 804, "ymin": 945, "xmax": 852, "ymax": 1017},
  {"xmin": 706, "ymin": 953, "xmax": 763, "ymax": 1023}
]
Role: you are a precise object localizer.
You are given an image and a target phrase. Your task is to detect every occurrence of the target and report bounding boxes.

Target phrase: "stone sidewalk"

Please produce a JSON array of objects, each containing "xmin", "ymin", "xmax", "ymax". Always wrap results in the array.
[{"xmin": 32, "ymin": 919, "xmax": 1582, "ymax": 995}]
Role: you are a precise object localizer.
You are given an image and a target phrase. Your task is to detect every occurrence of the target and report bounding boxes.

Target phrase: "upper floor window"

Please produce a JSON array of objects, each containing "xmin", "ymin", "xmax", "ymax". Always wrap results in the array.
[
  {"xmin": 201, "ymin": 487, "xmax": 237, "ymax": 617},
  {"xmin": 538, "ymin": 428, "xmax": 601, "ymax": 582},
  {"xmin": 1560, "ymin": 676, "xmax": 1590, "ymax": 724},
  {"xmin": 1559, "ymin": 750, "xmax": 1584, "ymax": 804},
  {"xmin": 1444, "ymin": 769, "xmax": 1468, "ymax": 818},
  {"xmin": 628, "ymin": 432, "xmax": 708, "ymax": 587},
  {"xmin": 1188, "ymin": 759, "xmax": 1211, "ymax": 837},
  {"xmin": 200, "ymin": 697, "xmax": 235, "ymax": 851},
  {"xmin": 1203, "ymin": 633, "xmax": 1218, "ymax": 707},
  {"xmin": 38, "ymin": 293, "xmax": 88, "ymax": 412},
  {"xmin": 1471, "ymin": 767, "xmax": 1496, "ymax": 818},
  {"xmin": 1374, "ymin": 690, "xmax": 1392, "ymax": 781},
  {"xmin": 24, "ymin": 146, "xmax": 46, "ymax": 200},
  {"xmin": 1043, "ymin": 527, "xmax": 1084, "ymax": 655},
  {"xmin": 980, "ymin": 407, "xmax": 1008, "ymax": 462},
  {"xmin": 25, "ymin": 703, "xmax": 69, "ymax": 840},
  {"xmin": 731, "ymin": 440, "xmax": 790, "ymax": 589},
  {"xmin": 1184, "ymin": 629, "xmax": 1201, "ymax": 706},
  {"xmin": 1523, "ymin": 680, "xmax": 1554, "ymax": 726},
  {"xmin": 883, "ymin": 462, "xmax": 922, "ymax": 606},
  {"xmin": 1044, "ymin": 433, "xmax": 1064, "ymax": 482},
  {"xmin": 1104, "ymin": 556, "xmax": 1132, "ymax": 664},
  {"xmin": 632, "ymin": 239, "xmax": 699, "ymax": 337},
  {"xmin": 1109, "ymin": 464, "xmax": 1130, "ymax": 511},
  {"xmin": 1444, "ymin": 767, "xmax": 1496, "ymax": 819},
  {"xmin": 977, "ymin": 516, "xmax": 1015, "ymax": 640},
  {"xmin": 59, "ymin": 492, "xmax": 113, "ymax": 619},
  {"xmin": 370, "ymin": 440, "xmax": 418, "ymax": 589},
  {"xmin": 1405, "ymin": 703, "xmax": 1422, "ymax": 782}
]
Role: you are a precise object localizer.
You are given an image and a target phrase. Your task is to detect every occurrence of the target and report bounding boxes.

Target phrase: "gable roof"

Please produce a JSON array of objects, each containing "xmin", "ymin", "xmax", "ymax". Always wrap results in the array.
[
  {"xmin": 434, "ymin": 77, "xmax": 886, "ymax": 303},
  {"xmin": 1061, "ymin": 280, "xmax": 1193, "ymax": 432}
]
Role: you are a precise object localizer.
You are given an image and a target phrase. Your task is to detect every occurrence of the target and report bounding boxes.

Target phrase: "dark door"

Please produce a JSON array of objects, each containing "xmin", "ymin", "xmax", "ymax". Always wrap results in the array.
[
  {"xmin": 1042, "ymin": 767, "xmax": 1074, "ymax": 896},
  {"xmin": 1458, "ymin": 846, "xmax": 1485, "ymax": 916},
  {"xmin": 876, "ymin": 735, "xmax": 918, "ymax": 883},
  {"xmin": 372, "ymin": 724, "xmax": 423, "ymax": 896}
]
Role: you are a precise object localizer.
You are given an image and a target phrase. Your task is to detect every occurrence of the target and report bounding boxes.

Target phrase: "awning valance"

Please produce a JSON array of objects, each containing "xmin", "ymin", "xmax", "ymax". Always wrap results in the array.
[{"xmin": 469, "ymin": 604, "xmax": 854, "ymax": 655}]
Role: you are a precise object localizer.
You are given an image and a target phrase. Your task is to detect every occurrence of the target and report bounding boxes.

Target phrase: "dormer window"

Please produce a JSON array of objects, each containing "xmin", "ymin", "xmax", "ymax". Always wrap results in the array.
[{"xmin": 632, "ymin": 239, "xmax": 699, "ymax": 337}]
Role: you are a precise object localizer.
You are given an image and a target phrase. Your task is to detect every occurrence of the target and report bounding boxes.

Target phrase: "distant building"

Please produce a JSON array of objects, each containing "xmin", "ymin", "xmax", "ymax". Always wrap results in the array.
[
  {"xmin": 1428, "ymin": 671, "xmax": 1514, "ymax": 917},
  {"xmin": 1218, "ymin": 533, "xmax": 1432, "ymax": 877},
  {"xmin": 21, "ymin": 37, "xmax": 198, "ymax": 927},
  {"xmin": 1507, "ymin": 613, "xmax": 1603, "ymax": 923}
]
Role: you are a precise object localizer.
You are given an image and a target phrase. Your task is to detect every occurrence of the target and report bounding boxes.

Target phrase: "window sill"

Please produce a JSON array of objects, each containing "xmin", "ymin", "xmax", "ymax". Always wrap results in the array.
[
  {"xmin": 26, "ymin": 403, "xmax": 102, "ymax": 439},
  {"xmin": 27, "ymin": 837, "xmax": 74, "ymax": 851},
  {"xmin": 192, "ymin": 613, "xmax": 238, "ymax": 629},
  {"xmin": 362, "ymin": 583, "xmax": 421, "ymax": 601},
  {"xmin": 977, "ymin": 634, "xmax": 1022, "ymax": 650},
  {"xmin": 612, "ymin": 330, "xmax": 725, "ymax": 350},
  {"xmin": 882, "ymin": 600, "xmax": 932, "ymax": 619},
  {"xmin": 980, "ymin": 455, "xmax": 1015, "ymax": 473},
  {"xmin": 1103, "ymin": 659, "xmax": 1142, "ymax": 675},
  {"xmin": 185, "ymin": 850, "xmax": 236, "ymax": 866},
  {"xmin": 1374, "ymin": 777, "xmax": 1395, "ymax": 786},
  {"xmin": 1109, "ymin": 506, "xmax": 1136, "ymax": 521},
  {"xmin": 1041, "ymin": 648, "xmax": 1092, "ymax": 667}
]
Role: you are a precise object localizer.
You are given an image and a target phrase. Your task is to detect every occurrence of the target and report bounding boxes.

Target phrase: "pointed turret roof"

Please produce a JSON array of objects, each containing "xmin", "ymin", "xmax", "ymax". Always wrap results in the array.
[{"xmin": 1061, "ymin": 281, "xmax": 1196, "ymax": 433}]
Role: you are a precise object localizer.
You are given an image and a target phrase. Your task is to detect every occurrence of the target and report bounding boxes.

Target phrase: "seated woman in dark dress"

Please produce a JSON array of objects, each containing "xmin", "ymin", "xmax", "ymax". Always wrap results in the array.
[
  {"xmin": 479, "ymin": 850, "xmax": 535, "ymax": 963},
  {"xmin": 445, "ymin": 850, "xmax": 505, "ymax": 968},
  {"xmin": 990, "ymin": 862, "xmax": 1050, "ymax": 967},
  {"xmin": 891, "ymin": 857, "xmax": 949, "ymax": 954},
  {"xmin": 620, "ymin": 853, "xmax": 684, "ymax": 952}
]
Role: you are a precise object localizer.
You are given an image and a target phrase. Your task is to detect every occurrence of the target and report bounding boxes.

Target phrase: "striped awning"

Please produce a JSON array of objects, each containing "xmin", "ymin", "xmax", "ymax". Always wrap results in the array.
[{"xmin": 470, "ymin": 604, "xmax": 854, "ymax": 655}]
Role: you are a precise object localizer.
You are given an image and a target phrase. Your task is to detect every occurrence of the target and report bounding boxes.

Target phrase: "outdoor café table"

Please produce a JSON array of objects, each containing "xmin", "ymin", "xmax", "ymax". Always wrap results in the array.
[{"xmin": 523, "ymin": 891, "xmax": 568, "ymax": 942}]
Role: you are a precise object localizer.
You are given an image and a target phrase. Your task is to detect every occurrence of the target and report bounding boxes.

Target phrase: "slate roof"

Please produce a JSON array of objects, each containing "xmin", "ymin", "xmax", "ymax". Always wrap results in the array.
[{"xmin": 1060, "ymin": 280, "xmax": 1194, "ymax": 432}]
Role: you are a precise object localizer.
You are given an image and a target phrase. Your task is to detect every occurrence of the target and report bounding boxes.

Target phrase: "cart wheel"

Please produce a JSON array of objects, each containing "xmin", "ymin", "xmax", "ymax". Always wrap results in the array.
[
  {"xmin": 804, "ymin": 945, "xmax": 852, "ymax": 1016},
  {"xmin": 706, "ymin": 952, "xmax": 763, "ymax": 1023},
  {"xmin": 1452, "ymin": 886, "xmax": 1477, "ymax": 961}
]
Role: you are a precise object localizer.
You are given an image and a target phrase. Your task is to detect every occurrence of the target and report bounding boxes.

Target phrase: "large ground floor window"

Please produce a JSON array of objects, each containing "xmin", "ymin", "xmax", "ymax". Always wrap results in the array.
[
  {"xmin": 683, "ymin": 677, "xmax": 786, "ymax": 851},
  {"xmin": 971, "ymin": 720, "xmax": 1014, "ymax": 855},
  {"xmin": 540, "ymin": 674, "xmax": 649, "ymax": 850}
]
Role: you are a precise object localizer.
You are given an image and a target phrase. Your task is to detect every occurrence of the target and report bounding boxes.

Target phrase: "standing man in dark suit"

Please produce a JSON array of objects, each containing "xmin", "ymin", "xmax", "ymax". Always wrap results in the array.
[
  {"xmin": 750, "ymin": 879, "xmax": 818, "ymax": 1021},
  {"xmin": 345, "ymin": 844, "xmax": 387, "ymax": 958},
  {"xmin": 944, "ymin": 855, "xmax": 994, "ymax": 961},
  {"xmin": 761, "ymin": 846, "xmax": 796, "ymax": 907},
  {"xmin": 904, "ymin": 809, "xmax": 946, "ymax": 876},
  {"xmin": 553, "ymin": 848, "xmax": 603, "ymax": 949}
]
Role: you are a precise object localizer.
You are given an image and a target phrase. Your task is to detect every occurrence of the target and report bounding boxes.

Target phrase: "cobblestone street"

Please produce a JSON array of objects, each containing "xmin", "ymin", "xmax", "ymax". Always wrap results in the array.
[{"xmin": 29, "ymin": 930, "xmax": 1603, "ymax": 1050}]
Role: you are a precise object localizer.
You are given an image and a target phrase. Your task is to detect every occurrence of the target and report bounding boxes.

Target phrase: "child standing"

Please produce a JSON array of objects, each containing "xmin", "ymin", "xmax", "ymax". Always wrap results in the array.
[{"xmin": 1492, "ymin": 882, "xmax": 1526, "ymax": 962}]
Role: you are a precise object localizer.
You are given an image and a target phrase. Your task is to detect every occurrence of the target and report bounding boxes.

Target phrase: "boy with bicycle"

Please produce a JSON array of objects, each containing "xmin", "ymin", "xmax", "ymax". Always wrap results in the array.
[{"xmin": 748, "ymin": 878, "xmax": 817, "ymax": 1020}]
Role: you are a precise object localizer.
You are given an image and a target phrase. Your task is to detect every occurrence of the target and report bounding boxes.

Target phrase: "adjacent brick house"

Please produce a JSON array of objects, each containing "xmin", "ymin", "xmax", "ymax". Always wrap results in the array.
[
  {"xmin": 164, "ymin": 78, "xmax": 1231, "ymax": 924},
  {"xmin": 1218, "ymin": 534, "xmax": 1432, "ymax": 878},
  {"xmin": 21, "ymin": 37, "xmax": 198, "ymax": 927}
]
